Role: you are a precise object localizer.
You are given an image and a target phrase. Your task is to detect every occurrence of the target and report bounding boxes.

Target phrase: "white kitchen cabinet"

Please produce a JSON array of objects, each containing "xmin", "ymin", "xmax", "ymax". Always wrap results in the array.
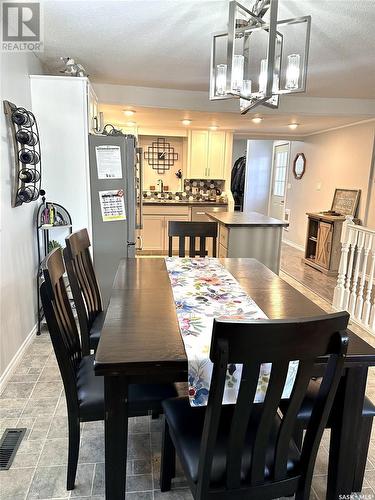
[
  {"xmin": 187, "ymin": 130, "xmax": 228, "ymax": 179},
  {"xmin": 188, "ymin": 130, "xmax": 209, "ymax": 178},
  {"xmin": 140, "ymin": 206, "xmax": 190, "ymax": 253},
  {"xmin": 207, "ymin": 131, "xmax": 226, "ymax": 179},
  {"xmin": 142, "ymin": 215, "xmax": 165, "ymax": 251},
  {"xmin": 87, "ymin": 83, "xmax": 101, "ymax": 134}
]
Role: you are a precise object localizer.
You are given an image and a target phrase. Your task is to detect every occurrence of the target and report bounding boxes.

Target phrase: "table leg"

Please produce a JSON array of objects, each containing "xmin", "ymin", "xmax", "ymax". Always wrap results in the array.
[
  {"xmin": 104, "ymin": 375, "xmax": 128, "ymax": 500},
  {"xmin": 327, "ymin": 367, "xmax": 368, "ymax": 499}
]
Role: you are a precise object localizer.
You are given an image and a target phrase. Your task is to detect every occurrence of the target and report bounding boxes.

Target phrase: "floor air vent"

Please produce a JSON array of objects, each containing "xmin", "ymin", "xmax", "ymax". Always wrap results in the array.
[{"xmin": 0, "ymin": 428, "xmax": 26, "ymax": 470}]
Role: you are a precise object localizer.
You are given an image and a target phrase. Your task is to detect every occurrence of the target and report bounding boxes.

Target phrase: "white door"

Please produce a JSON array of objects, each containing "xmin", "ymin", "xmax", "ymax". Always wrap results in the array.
[{"xmin": 269, "ymin": 143, "xmax": 289, "ymax": 220}]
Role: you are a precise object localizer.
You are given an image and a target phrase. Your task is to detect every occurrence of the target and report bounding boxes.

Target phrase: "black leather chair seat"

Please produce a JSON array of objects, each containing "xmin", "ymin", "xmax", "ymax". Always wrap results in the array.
[
  {"xmin": 89, "ymin": 311, "xmax": 106, "ymax": 350},
  {"xmin": 77, "ymin": 356, "xmax": 178, "ymax": 421},
  {"xmin": 162, "ymin": 397, "xmax": 300, "ymax": 486},
  {"xmin": 279, "ymin": 379, "xmax": 375, "ymax": 425}
]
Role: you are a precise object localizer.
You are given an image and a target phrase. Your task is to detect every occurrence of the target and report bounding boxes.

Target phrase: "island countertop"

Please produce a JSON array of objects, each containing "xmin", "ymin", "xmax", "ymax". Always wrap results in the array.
[{"xmin": 206, "ymin": 211, "xmax": 289, "ymax": 227}]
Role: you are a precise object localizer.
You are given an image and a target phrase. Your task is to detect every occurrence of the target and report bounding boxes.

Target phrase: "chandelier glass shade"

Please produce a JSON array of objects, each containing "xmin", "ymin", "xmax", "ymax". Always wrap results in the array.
[{"xmin": 209, "ymin": 0, "xmax": 311, "ymax": 113}]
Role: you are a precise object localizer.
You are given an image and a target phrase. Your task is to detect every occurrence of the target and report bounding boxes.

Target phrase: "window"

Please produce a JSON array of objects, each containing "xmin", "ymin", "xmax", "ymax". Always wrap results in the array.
[{"xmin": 273, "ymin": 149, "xmax": 288, "ymax": 197}]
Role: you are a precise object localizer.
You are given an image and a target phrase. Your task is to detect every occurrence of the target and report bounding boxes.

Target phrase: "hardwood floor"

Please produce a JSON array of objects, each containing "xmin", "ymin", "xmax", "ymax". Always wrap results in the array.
[{"xmin": 280, "ymin": 242, "xmax": 337, "ymax": 303}]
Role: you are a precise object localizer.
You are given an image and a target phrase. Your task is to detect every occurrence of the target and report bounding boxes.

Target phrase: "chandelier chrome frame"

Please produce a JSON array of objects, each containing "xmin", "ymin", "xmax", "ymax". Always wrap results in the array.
[{"xmin": 209, "ymin": 0, "xmax": 311, "ymax": 113}]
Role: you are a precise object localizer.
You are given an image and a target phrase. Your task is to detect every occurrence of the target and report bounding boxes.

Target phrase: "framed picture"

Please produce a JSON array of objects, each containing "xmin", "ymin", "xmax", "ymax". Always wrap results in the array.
[{"xmin": 331, "ymin": 188, "xmax": 361, "ymax": 216}]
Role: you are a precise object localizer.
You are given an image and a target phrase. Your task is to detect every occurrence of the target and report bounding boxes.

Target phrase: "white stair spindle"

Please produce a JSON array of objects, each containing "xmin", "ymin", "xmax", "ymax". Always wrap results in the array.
[
  {"xmin": 343, "ymin": 227, "xmax": 358, "ymax": 310},
  {"xmin": 333, "ymin": 217, "xmax": 354, "ymax": 309},
  {"xmin": 363, "ymin": 237, "xmax": 375, "ymax": 326},
  {"xmin": 348, "ymin": 231, "xmax": 365, "ymax": 317},
  {"xmin": 355, "ymin": 233, "xmax": 373, "ymax": 320}
]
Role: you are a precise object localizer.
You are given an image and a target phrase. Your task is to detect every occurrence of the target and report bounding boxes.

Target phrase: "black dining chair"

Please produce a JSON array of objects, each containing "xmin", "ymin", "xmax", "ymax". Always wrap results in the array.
[
  {"xmin": 279, "ymin": 377, "xmax": 375, "ymax": 491},
  {"xmin": 168, "ymin": 221, "xmax": 218, "ymax": 257},
  {"xmin": 63, "ymin": 228, "xmax": 103, "ymax": 355},
  {"xmin": 41, "ymin": 247, "xmax": 178, "ymax": 491},
  {"xmin": 160, "ymin": 312, "xmax": 349, "ymax": 500}
]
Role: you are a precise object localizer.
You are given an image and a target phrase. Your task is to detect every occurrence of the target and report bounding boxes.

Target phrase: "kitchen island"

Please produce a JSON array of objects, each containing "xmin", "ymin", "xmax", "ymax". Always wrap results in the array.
[{"xmin": 206, "ymin": 211, "xmax": 288, "ymax": 274}]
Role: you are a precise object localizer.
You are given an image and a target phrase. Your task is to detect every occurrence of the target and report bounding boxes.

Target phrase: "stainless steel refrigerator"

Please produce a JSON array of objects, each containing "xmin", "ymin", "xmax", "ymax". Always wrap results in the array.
[{"xmin": 88, "ymin": 134, "xmax": 142, "ymax": 306}]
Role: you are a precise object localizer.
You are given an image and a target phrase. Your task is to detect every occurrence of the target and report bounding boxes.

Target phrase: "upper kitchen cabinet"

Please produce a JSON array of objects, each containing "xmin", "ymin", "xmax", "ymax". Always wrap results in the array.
[
  {"xmin": 187, "ymin": 129, "xmax": 232, "ymax": 180},
  {"xmin": 188, "ymin": 130, "xmax": 209, "ymax": 178},
  {"xmin": 208, "ymin": 130, "xmax": 226, "ymax": 178},
  {"xmin": 87, "ymin": 83, "xmax": 101, "ymax": 134}
]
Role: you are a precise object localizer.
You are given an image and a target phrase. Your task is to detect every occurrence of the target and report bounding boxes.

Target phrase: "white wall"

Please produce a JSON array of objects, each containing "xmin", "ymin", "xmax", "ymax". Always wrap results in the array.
[
  {"xmin": 232, "ymin": 138, "xmax": 247, "ymax": 165},
  {"xmin": 243, "ymin": 140, "xmax": 274, "ymax": 215},
  {"xmin": 285, "ymin": 121, "xmax": 375, "ymax": 247},
  {"xmin": 0, "ymin": 52, "xmax": 44, "ymax": 380},
  {"xmin": 30, "ymin": 76, "xmax": 91, "ymax": 234}
]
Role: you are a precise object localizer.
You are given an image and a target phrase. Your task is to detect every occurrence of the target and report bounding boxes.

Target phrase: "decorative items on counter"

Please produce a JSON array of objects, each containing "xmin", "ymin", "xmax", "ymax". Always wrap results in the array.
[
  {"xmin": 3, "ymin": 100, "xmax": 43, "ymax": 207},
  {"xmin": 142, "ymin": 179, "xmax": 226, "ymax": 203}
]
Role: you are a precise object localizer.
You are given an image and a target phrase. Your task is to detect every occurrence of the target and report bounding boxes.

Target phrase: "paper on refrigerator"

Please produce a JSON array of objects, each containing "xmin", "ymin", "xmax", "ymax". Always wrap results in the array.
[
  {"xmin": 95, "ymin": 145, "xmax": 123, "ymax": 179},
  {"xmin": 99, "ymin": 190, "xmax": 126, "ymax": 222}
]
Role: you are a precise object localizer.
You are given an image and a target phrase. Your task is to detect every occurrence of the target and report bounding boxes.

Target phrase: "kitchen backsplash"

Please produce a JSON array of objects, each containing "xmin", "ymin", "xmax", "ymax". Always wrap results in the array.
[{"xmin": 143, "ymin": 179, "xmax": 226, "ymax": 202}]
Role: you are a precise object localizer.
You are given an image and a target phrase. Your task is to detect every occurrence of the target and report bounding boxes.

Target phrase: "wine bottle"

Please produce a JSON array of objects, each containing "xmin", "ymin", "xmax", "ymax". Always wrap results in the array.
[
  {"xmin": 15, "ymin": 129, "xmax": 38, "ymax": 146},
  {"xmin": 12, "ymin": 108, "xmax": 34, "ymax": 128},
  {"xmin": 19, "ymin": 148, "xmax": 40, "ymax": 165},
  {"xmin": 17, "ymin": 186, "xmax": 39, "ymax": 203},
  {"xmin": 19, "ymin": 168, "xmax": 41, "ymax": 183}
]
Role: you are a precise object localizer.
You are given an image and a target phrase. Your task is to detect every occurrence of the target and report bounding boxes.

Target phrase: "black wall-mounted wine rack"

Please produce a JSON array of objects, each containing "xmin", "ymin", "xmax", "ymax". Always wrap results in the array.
[{"xmin": 3, "ymin": 100, "xmax": 43, "ymax": 207}]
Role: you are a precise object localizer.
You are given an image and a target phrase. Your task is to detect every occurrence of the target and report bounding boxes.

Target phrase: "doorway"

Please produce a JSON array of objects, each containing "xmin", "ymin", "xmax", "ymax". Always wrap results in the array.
[{"xmin": 268, "ymin": 143, "xmax": 290, "ymax": 220}]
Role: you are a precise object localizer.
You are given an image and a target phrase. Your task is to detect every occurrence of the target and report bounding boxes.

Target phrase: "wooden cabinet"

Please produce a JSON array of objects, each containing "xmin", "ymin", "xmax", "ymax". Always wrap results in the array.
[
  {"xmin": 187, "ymin": 130, "xmax": 228, "ymax": 179},
  {"xmin": 304, "ymin": 213, "xmax": 345, "ymax": 275},
  {"xmin": 142, "ymin": 215, "xmax": 165, "ymax": 251},
  {"xmin": 140, "ymin": 206, "xmax": 190, "ymax": 253},
  {"xmin": 315, "ymin": 222, "xmax": 333, "ymax": 268}
]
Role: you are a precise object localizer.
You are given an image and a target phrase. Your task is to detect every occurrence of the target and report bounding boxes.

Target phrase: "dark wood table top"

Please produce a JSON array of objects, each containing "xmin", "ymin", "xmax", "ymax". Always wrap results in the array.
[{"xmin": 94, "ymin": 258, "xmax": 375, "ymax": 376}]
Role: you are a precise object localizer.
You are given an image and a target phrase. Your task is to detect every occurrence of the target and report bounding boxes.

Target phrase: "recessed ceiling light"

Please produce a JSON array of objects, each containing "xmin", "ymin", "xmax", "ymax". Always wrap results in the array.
[
  {"xmin": 182, "ymin": 119, "xmax": 192, "ymax": 126},
  {"xmin": 210, "ymin": 125, "xmax": 219, "ymax": 130},
  {"xmin": 252, "ymin": 117, "xmax": 263, "ymax": 124},
  {"xmin": 123, "ymin": 110, "xmax": 136, "ymax": 116},
  {"xmin": 126, "ymin": 121, "xmax": 136, "ymax": 127},
  {"xmin": 288, "ymin": 123, "xmax": 299, "ymax": 130}
]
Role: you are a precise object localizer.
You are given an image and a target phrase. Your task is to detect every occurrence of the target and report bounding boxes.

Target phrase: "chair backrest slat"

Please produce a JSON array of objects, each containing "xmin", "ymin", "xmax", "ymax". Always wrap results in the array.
[
  {"xmin": 64, "ymin": 229, "xmax": 103, "ymax": 354},
  {"xmin": 195, "ymin": 312, "xmax": 349, "ymax": 498},
  {"xmin": 40, "ymin": 248, "xmax": 81, "ymax": 414},
  {"xmin": 273, "ymin": 359, "xmax": 314, "ymax": 481},
  {"xmin": 226, "ymin": 362, "xmax": 261, "ymax": 489},
  {"xmin": 249, "ymin": 360, "xmax": 290, "ymax": 485},
  {"xmin": 168, "ymin": 221, "xmax": 218, "ymax": 258}
]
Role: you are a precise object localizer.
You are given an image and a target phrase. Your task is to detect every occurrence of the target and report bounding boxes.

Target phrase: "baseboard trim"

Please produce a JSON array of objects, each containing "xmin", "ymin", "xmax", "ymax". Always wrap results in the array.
[
  {"xmin": 282, "ymin": 238, "xmax": 304, "ymax": 252},
  {"xmin": 0, "ymin": 323, "xmax": 37, "ymax": 393}
]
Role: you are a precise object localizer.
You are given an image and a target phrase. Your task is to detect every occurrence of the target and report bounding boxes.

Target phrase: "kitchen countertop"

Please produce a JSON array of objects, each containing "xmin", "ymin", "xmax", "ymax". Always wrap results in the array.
[
  {"xmin": 206, "ymin": 211, "xmax": 289, "ymax": 227},
  {"xmin": 143, "ymin": 200, "xmax": 228, "ymax": 207}
]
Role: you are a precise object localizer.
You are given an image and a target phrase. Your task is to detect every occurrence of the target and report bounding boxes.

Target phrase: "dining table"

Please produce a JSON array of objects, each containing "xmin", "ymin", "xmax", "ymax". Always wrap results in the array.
[{"xmin": 94, "ymin": 257, "xmax": 375, "ymax": 500}]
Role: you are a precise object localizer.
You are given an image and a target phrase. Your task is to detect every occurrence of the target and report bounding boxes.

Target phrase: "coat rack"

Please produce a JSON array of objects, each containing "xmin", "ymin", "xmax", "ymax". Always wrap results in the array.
[{"xmin": 3, "ymin": 100, "xmax": 43, "ymax": 207}]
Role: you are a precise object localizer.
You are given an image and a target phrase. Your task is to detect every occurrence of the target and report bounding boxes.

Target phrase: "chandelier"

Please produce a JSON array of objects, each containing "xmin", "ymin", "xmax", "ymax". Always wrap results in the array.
[{"xmin": 209, "ymin": 0, "xmax": 311, "ymax": 113}]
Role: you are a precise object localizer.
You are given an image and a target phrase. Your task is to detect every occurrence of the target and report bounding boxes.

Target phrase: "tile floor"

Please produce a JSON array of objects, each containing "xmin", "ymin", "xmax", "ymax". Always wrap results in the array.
[{"xmin": 1, "ymin": 272, "xmax": 375, "ymax": 499}]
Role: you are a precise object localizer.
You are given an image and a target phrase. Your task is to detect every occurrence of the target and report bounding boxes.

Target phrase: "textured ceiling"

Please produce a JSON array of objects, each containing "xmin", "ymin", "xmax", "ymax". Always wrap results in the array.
[
  {"xmin": 39, "ymin": 0, "xmax": 375, "ymax": 99},
  {"xmin": 100, "ymin": 103, "xmax": 375, "ymax": 136}
]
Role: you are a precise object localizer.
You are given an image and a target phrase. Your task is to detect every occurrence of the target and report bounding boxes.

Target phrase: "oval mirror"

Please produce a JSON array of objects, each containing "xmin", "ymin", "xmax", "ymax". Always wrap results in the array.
[{"xmin": 293, "ymin": 153, "xmax": 306, "ymax": 179}]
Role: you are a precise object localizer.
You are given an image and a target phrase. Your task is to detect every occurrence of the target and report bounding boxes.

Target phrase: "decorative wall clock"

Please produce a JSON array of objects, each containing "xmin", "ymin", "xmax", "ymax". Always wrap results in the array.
[{"xmin": 144, "ymin": 137, "xmax": 179, "ymax": 174}]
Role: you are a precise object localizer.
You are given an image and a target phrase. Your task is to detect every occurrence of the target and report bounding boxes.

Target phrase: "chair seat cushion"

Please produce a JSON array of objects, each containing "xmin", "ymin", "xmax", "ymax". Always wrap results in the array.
[
  {"xmin": 279, "ymin": 379, "xmax": 375, "ymax": 425},
  {"xmin": 162, "ymin": 397, "xmax": 300, "ymax": 486},
  {"xmin": 89, "ymin": 311, "xmax": 106, "ymax": 350},
  {"xmin": 77, "ymin": 356, "xmax": 178, "ymax": 421}
]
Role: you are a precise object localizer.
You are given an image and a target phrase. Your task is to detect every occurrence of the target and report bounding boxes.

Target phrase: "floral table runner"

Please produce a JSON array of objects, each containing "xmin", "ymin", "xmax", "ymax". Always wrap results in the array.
[{"xmin": 165, "ymin": 257, "xmax": 298, "ymax": 407}]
